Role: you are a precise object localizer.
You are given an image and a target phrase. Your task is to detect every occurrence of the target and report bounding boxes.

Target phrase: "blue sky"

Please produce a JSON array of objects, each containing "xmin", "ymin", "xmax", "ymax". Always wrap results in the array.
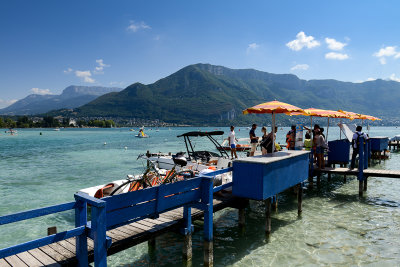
[{"xmin": 1, "ymin": 0, "xmax": 400, "ymax": 108}]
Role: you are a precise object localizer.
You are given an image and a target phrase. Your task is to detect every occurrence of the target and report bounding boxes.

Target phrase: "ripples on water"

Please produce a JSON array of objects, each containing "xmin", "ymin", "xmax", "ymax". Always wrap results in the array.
[{"xmin": 1, "ymin": 127, "xmax": 400, "ymax": 266}]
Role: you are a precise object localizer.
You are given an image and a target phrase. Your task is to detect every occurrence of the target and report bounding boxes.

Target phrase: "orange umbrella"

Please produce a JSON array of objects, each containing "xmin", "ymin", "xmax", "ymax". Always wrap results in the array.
[
  {"xmin": 291, "ymin": 108, "xmax": 351, "ymax": 140},
  {"xmin": 243, "ymin": 100, "xmax": 305, "ymax": 152}
]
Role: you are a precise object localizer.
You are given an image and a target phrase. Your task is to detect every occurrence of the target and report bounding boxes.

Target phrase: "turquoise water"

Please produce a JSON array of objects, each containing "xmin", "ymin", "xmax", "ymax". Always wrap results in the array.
[{"xmin": 1, "ymin": 126, "xmax": 400, "ymax": 266}]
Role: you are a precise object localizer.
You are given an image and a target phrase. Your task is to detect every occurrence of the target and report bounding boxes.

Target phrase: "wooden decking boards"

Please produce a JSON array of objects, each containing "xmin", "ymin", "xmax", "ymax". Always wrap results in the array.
[
  {"xmin": 314, "ymin": 167, "xmax": 400, "ymax": 178},
  {"xmin": 1, "ymin": 194, "xmax": 237, "ymax": 266}
]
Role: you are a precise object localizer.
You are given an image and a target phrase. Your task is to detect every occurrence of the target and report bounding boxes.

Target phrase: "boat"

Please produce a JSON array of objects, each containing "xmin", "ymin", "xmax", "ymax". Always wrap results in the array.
[
  {"xmin": 219, "ymin": 138, "xmax": 251, "ymax": 152},
  {"xmin": 136, "ymin": 129, "xmax": 149, "ymax": 138},
  {"xmin": 53, "ymin": 128, "xmax": 60, "ymax": 131},
  {"xmin": 79, "ymin": 131, "xmax": 233, "ymax": 198}
]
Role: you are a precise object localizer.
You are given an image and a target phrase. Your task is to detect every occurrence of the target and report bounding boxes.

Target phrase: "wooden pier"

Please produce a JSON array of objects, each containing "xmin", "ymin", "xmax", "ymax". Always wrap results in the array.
[{"xmin": 0, "ymin": 194, "xmax": 240, "ymax": 266}]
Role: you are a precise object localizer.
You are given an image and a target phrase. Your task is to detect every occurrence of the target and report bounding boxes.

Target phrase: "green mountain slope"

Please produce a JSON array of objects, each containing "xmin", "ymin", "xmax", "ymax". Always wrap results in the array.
[{"xmin": 72, "ymin": 64, "xmax": 400, "ymax": 125}]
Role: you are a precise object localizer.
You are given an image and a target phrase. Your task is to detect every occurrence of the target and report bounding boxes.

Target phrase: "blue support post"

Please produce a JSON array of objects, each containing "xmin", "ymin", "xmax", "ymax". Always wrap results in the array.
[
  {"xmin": 74, "ymin": 198, "xmax": 88, "ymax": 267},
  {"xmin": 358, "ymin": 137, "xmax": 364, "ymax": 197},
  {"xmin": 308, "ymin": 148, "xmax": 314, "ymax": 188},
  {"xmin": 182, "ymin": 205, "xmax": 193, "ymax": 261},
  {"xmin": 91, "ymin": 202, "xmax": 107, "ymax": 267},
  {"xmin": 364, "ymin": 140, "xmax": 368, "ymax": 170},
  {"xmin": 201, "ymin": 176, "xmax": 214, "ymax": 267}
]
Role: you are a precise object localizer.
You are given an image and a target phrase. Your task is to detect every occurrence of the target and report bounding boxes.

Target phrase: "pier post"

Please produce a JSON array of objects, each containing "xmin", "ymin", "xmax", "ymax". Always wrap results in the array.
[
  {"xmin": 202, "ymin": 177, "xmax": 214, "ymax": 267},
  {"xmin": 297, "ymin": 184, "xmax": 303, "ymax": 216},
  {"xmin": 47, "ymin": 226, "xmax": 57, "ymax": 235},
  {"xmin": 363, "ymin": 177, "xmax": 368, "ymax": 191},
  {"xmin": 182, "ymin": 205, "xmax": 193, "ymax": 262},
  {"xmin": 74, "ymin": 197, "xmax": 88, "ymax": 267},
  {"xmin": 343, "ymin": 174, "xmax": 347, "ymax": 183},
  {"xmin": 327, "ymin": 173, "xmax": 331, "ymax": 182},
  {"xmin": 317, "ymin": 174, "xmax": 321, "ymax": 187},
  {"xmin": 148, "ymin": 237, "xmax": 156, "ymax": 263},
  {"xmin": 265, "ymin": 198, "xmax": 271, "ymax": 235},
  {"xmin": 272, "ymin": 194, "xmax": 278, "ymax": 212},
  {"xmin": 91, "ymin": 202, "xmax": 107, "ymax": 267},
  {"xmin": 358, "ymin": 137, "xmax": 364, "ymax": 197},
  {"xmin": 238, "ymin": 208, "xmax": 245, "ymax": 227}
]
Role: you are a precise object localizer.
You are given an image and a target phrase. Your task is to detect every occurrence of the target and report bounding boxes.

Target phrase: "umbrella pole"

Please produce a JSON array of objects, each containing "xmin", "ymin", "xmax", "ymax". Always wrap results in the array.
[
  {"xmin": 326, "ymin": 117, "xmax": 330, "ymax": 141},
  {"xmin": 340, "ymin": 119, "xmax": 342, "ymax": 140}
]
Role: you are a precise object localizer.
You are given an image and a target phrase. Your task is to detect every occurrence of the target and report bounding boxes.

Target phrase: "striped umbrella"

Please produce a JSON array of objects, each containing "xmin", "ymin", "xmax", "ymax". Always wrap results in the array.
[{"xmin": 243, "ymin": 100, "xmax": 305, "ymax": 153}]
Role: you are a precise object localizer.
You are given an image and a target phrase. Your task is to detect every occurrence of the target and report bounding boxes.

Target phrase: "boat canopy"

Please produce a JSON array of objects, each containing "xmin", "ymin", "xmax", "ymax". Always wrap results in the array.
[{"xmin": 177, "ymin": 131, "xmax": 224, "ymax": 137}]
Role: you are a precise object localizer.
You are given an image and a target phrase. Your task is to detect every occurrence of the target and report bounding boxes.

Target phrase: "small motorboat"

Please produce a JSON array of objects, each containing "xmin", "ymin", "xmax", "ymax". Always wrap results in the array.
[{"xmin": 219, "ymin": 138, "xmax": 251, "ymax": 152}]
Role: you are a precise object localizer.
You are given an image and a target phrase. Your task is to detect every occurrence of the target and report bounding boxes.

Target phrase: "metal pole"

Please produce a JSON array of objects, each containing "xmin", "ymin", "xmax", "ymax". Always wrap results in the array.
[
  {"xmin": 326, "ymin": 117, "xmax": 330, "ymax": 141},
  {"xmin": 271, "ymin": 112, "xmax": 275, "ymax": 153}
]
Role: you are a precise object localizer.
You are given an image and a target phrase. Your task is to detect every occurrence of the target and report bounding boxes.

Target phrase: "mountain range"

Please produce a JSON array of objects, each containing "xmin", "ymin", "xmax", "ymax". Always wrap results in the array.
[
  {"xmin": 60, "ymin": 63, "xmax": 397, "ymax": 125},
  {"xmin": 0, "ymin": 86, "xmax": 121, "ymax": 115}
]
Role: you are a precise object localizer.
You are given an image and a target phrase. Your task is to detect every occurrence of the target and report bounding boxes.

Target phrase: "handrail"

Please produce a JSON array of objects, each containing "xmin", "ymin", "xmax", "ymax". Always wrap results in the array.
[
  {"xmin": 0, "ymin": 202, "xmax": 76, "ymax": 225},
  {"xmin": 0, "ymin": 201, "xmax": 87, "ymax": 264}
]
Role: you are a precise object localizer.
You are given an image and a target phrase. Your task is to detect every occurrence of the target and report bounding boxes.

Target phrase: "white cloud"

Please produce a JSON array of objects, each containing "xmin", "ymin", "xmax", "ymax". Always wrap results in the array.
[
  {"xmin": 0, "ymin": 99, "xmax": 17, "ymax": 108},
  {"xmin": 325, "ymin": 38, "xmax": 347, "ymax": 51},
  {"xmin": 286, "ymin": 32, "xmax": 320, "ymax": 51},
  {"xmin": 63, "ymin": 68, "xmax": 73, "ymax": 74},
  {"xmin": 31, "ymin": 88, "xmax": 53, "ymax": 95},
  {"xmin": 325, "ymin": 52, "xmax": 349, "ymax": 60},
  {"xmin": 373, "ymin": 46, "xmax": 400, "ymax": 65},
  {"xmin": 290, "ymin": 64, "xmax": 309, "ymax": 71},
  {"xmin": 94, "ymin": 59, "xmax": 110, "ymax": 73},
  {"xmin": 75, "ymin": 70, "xmax": 95, "ymax": 83},
  {"xmin": 389, "ymin": 74, "xmax": 400, "ymax": 82},
  {"xmin": 127, "ymin": 21, "xmax": 151, "ymax": 32},
  {"xmin": 246, "ymin": 43, "xmax": 260, "ymax": 53},
  {"xmin": 354, "ymin": 77, "xmax": 376, "ymax": 83}
]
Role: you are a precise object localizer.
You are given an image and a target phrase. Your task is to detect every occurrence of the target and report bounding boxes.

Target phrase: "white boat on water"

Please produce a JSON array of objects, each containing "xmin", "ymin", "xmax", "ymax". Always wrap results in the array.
[
  {"xmin": 53, "ymin": 128, "xmax": 60, "ymax": 131},
  {"xmin": 136, "ymin": 129, "xmax": 149, "ymax": 138},
  {"xmin": 79, "ymin": 131, "xmax": 233, "ymax": 198}
]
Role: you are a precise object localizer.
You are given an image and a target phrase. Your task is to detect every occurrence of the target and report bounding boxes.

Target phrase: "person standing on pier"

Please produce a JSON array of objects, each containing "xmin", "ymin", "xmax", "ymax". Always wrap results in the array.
[
  {"xmin": 315, "ymin": 129, "xmax": 326, "ymax": 169},
  {"xmin": 286, "ymin": 125, "xmax": 296, "ymax": 150},
  {"xmin": 260, "ymin": 126, "xmax": 269, "ymax": 155},
  {"xmin": 350, "ymin": 125, "xmax": 368, "ymax": 169},
  {"xmin": 249, "ymin": 124, "xmax": 259, "ymax": 156},
  {"xmin": 228, "ymin": 125, "xmax": 238, "ymax": 159}
]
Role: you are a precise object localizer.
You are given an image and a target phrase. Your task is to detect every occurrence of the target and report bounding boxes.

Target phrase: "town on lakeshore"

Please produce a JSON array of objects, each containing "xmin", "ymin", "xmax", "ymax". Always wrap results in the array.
[{"xmin": 1, "ymin": 1, "xmax": 400, "ymax": 267}]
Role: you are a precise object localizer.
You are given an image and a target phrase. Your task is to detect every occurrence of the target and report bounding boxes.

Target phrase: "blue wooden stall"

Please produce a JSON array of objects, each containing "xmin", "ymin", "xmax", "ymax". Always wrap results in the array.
[
  {"xmin": 232, "ymin": 151, "xmax": 309, "ymax": 200},
  {"xmin": 327, "ymin": 139, "xmax": 351, "ymax": 166},
  {"xmin": 370, "ymin": 136, "xmax": 389, "ymax": 152}
]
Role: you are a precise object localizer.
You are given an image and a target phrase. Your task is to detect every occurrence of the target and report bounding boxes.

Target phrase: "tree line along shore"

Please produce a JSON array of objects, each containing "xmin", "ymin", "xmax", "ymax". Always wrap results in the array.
[{"xmin": 0, "ymin": 116, "xmax": 116, "ymax": 128}]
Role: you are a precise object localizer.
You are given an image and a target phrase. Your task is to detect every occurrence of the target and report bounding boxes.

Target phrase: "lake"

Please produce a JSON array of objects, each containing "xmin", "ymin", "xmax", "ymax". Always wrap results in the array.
[{"xmin": 1, "ymin": 126, "xmax": 400, "ymax": 266}]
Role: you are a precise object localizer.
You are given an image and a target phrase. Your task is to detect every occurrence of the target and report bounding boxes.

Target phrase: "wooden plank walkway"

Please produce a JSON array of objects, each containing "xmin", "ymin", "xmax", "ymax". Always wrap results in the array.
[
  {"xmin": 1, "ymin": 194, "xmax": 239, "ymax": 266},
  {"xmin": 314, "ymin": 167, "xmax": 400, "ymax": 178}
]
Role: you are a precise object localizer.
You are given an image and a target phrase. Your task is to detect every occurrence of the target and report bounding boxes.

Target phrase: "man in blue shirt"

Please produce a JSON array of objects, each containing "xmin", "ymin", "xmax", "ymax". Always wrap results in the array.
[
  {"xmin": 350, "ymin": 125, "xmax": 368, "ymax": 169},
  {"xmin": 249, "ymin": 124, "xmax": 259, "ymax": 156}
]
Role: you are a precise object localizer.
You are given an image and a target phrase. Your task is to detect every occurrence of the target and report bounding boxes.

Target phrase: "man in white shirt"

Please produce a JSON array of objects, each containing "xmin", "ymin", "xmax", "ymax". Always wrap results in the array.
[
  {"xmin": 350, "ymin": 125, "xmax": 368, "ymax": 169},
  {"xmin": 229, "ymin": 125, "xmax": 238, "ymax": 159}
]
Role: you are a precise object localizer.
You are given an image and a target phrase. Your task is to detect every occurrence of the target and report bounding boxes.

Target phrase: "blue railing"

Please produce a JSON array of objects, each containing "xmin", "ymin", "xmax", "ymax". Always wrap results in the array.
[
  {"xmin": 0, "ymin": 167, "xmax": 233, "ymax": 266},
  {"xmin": 0, "ymin": 201, "xmax": 89, "ymax": 266}
]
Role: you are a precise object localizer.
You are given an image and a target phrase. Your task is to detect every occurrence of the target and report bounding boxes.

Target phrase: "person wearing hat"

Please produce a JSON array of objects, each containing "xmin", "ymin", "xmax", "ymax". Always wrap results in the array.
[{"xmin": 249, "ymin": 123, "xmax": 259, "ymax": 156}]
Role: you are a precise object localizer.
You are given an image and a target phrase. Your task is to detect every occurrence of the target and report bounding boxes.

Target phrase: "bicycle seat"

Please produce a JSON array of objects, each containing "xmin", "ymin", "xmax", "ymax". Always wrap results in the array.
[{"xmin": 173, "ymin": 155, "xmax": 187, "ymax": 167}]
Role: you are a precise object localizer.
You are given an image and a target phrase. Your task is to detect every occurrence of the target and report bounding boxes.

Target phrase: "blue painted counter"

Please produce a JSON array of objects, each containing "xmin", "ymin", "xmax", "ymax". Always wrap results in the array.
[
  {"xmin": 328, "ymin": 139, "xmax": 350, "ymax": 165},
  {"xmin": 232, "ymin": 151, "xmax": 310, "ymax": 200},
  {"xmin": 370, "ymin": 136, "xmax": 389, "ymax": 152}
]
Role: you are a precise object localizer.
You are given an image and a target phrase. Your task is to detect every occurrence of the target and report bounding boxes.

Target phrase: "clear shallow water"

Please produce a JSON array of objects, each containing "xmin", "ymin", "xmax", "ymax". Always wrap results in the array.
[{"xmin": 1, "ymin": 126, "xmax": 400, "ymax": 266}]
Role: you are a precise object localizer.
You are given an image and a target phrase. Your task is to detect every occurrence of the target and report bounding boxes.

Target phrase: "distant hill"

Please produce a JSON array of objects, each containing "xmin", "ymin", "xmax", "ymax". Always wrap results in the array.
[
  {"xmin": 53, "ymin": 64, "xmax": 400, "ymax": 125},
  {"xmin": 0, "ymin": 86, "xmax": 121, "ymax": 115}
]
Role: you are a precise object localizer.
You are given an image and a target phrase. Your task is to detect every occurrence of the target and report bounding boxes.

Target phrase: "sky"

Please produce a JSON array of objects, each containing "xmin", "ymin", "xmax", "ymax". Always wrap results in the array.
[{"xmin": 1, "ymin": 0, "xmax": 400, "ymax": 108}]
